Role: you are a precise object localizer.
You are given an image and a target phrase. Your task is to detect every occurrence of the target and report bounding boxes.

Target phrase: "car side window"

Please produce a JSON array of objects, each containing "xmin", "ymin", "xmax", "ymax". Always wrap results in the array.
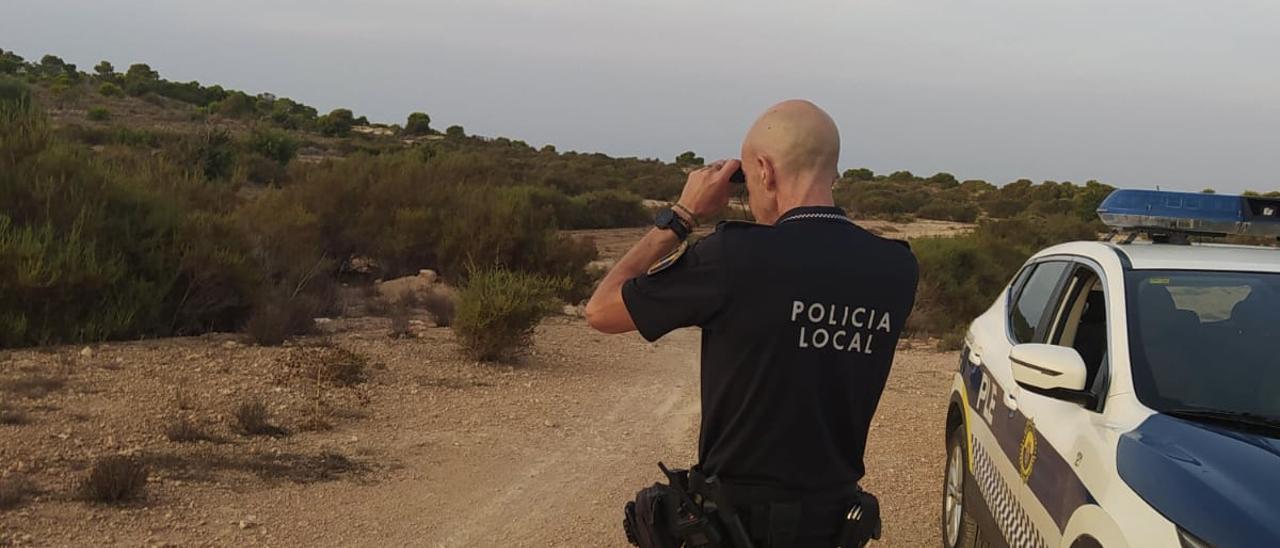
[
  {"xmin": 1049, "ymin": 265, "xmax": 1109, "ymax": 406},
  {"xmin": 1009, "ymin": 261, "xmax": 1071, "ymax": 344}
]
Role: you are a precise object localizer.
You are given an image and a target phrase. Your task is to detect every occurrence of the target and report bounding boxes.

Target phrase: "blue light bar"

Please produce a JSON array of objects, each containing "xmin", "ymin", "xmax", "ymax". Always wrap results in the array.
[{"xmin": 1096, "ymin": 189, "xmax": 1280, "ymax": 238}]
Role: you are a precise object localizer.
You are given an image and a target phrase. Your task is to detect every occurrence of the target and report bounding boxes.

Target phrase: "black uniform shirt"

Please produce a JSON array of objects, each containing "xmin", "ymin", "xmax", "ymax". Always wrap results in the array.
[{"xmin": 622, "ymin": 206, "xmax": 919, "ymax": 492}]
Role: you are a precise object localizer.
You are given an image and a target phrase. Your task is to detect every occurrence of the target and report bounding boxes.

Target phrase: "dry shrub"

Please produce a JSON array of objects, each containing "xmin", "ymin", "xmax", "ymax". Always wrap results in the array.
[
  {"xmin": 164, "ymin": 416, "xmax": 214, "ymax": 443},
  {"xmin": 243, "ymin": 292, "xmax": 318, "ymax": 346},
  {"xmin": 422, "ymin": 290, "xmax": 457, "ymax": 327},
  {"xmin": 78, "ymin": 455, "xmax": 148, "ymax": 503},
  {"xmin": 174, "ymin": 385, "xmax": 193, "ymax": 411},
  {"xmin": 936, "ymin": 331, "xmax": 966, "ymax": 352},
  {"xmin": 0, "ymin": 474, "xmax": 37, "ymax": 510},
  {"xmin": 233, "ymin": 399, "xmax": 286, "ymax": 437},
  {"xmin": 285, "ymin": 345, "xmax": 368, "ymax": 387}
]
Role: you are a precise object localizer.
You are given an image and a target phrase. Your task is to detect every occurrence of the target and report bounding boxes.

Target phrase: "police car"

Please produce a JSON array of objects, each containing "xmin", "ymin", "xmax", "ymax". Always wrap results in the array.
[{"xmin": 941, "ymin": 190, "xmax": 1280, "ymax": 548}]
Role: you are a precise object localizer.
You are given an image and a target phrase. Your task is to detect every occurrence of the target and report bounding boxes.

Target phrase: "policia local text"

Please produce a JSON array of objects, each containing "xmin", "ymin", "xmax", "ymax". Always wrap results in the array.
[{"xmin": 791, "ymin": 300, "xmax": 893, "ymax": 355}]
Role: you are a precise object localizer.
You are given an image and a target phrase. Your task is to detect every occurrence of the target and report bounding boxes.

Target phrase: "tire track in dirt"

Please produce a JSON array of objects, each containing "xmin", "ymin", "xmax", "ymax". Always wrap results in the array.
[{"xmin": 251, "ymin": 324, "xmax": 703, "ymax": 548}]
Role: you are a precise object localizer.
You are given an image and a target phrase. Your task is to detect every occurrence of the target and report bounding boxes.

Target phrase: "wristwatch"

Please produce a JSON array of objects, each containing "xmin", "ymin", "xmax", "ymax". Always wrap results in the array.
[{"xmin": 654, "ymin": 208, "xmax": 692, "ymax": 241}]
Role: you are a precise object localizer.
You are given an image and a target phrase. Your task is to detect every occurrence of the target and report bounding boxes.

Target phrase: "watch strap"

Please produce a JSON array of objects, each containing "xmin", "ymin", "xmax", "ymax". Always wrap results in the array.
[{"xmin": 656, "ymin": 208, "xmax": 691, "ymax": 240}]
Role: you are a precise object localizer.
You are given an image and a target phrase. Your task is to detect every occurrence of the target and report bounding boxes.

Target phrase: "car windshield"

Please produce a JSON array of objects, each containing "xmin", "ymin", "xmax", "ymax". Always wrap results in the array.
[{"xmin": 1126, "ymin": 270, "xmax": 1280, "ymax": 424}]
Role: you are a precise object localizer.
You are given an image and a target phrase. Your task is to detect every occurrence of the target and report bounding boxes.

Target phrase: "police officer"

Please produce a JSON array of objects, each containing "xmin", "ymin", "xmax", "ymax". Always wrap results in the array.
[{"xmin": 585, "ymin": 100, "xmax": 919, "ymax": 547}]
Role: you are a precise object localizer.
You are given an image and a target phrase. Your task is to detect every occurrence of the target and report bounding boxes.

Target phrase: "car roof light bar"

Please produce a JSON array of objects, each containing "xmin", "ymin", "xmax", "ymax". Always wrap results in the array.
[{"xmin": 1097, "ymin": 189, "xmax": 1280, "ymax": 244}]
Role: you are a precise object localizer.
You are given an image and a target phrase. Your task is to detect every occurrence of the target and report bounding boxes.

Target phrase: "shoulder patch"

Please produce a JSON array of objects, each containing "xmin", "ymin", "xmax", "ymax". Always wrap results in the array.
[{"xmin": 647, "ymin": 241, "xmax": 690, "ymax": 275}]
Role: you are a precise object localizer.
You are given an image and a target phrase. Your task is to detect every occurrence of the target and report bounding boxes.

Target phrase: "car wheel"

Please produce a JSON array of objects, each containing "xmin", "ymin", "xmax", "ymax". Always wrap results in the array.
[{"xmin": 942, "ymin": 426, "xmax": 978, "ymax": 548}]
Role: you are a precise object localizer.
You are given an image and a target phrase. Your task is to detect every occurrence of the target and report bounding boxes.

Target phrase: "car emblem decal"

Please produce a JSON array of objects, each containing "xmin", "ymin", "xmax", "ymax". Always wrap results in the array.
[{"xmin": 1019, "ymin": 419, "xmax": 1038, "ymax": 483}]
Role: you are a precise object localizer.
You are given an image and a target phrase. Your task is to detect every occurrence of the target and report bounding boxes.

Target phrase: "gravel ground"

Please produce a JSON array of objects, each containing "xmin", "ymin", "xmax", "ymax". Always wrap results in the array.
[{"xmin": 0, "ymin": 313, "xmax": 954, "ymax": 547}]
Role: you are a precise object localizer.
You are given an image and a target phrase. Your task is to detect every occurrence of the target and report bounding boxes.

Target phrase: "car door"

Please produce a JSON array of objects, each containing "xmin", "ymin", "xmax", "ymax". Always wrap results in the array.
[
  {"xmin": 967, "ymin": 258, "xmax": 1072, "ymax": 548},
  {"xmin": 1011, "ymin": 260, "xmax": 1115, "ymax": 547}
]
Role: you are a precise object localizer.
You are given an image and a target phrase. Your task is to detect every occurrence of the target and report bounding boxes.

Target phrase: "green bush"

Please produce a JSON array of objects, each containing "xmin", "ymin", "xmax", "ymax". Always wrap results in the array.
[
  {"xmin": 97, "ymin": 82, "xmax": 122, "ymax": 97},
  {"xmin": 86, "ymin": 107, "xmax": 110, "ymax": 121},
  {"xmin": 245, "ymin": 127, "xmax": 299, "ymax": 165},
  {"xmin": 568, "ymin": 189, "xmax": 651, "ymax": 228},
  {"xmin": 239, "ymin": 151, "xmax": 289, "ymax": 185},
  {"xmin": 453, "ymin": 269, "xmax": 564, "ymax": 361},
  {"xmin": 404, "ymin": 112, "xmax": 432, "ymax": 135},
  {"xmin": 910, "ymin": 214, "xmax": 1101, "ymax": 342},
  {"xmin": 319, "ymin": 108, "xmax": 355, "ymax": 137},
  {"xmin": 916, "ymin": 201, "xmax": 979, "ymax": 223},
  {"xmin": 0, "ymin": 77, "xmax": 30, "ymax": 106}
]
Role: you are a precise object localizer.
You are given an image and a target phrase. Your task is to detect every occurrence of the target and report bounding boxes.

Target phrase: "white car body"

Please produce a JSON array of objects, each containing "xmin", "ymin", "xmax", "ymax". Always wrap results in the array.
[{"xmin": 941, "ymin": 241, "xmax": 1280, "ymax": 548}]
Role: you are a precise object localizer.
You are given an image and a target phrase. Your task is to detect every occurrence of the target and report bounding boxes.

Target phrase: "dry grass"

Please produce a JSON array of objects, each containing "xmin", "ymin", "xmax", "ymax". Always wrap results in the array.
[
  {"xmin": 0, "ymin": 474, "xmax": 37, "ymax": 510},
  {"xmin": 284, "ymin": 345, "xmax": 368, "ymax": 387},
  {"xmin": 233, "ymin": 399, "xmax": 287, "ymax": 437},
  {"xmin": 77, "ymin": 456, "xmax": 148, "ymax": 504},
  {"xmin": 164, "ymin": 416, "xmax": 216, "ymax": 443},
  {"xmin": 174, "ymin": 385, "xmax": 194, "ymax": 411}
]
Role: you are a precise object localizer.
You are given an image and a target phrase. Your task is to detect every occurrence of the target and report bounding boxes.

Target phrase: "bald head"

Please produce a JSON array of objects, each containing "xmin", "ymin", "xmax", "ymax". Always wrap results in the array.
[{"xmin": 743, "ymin": 100, "xmax": 841, "ymax": 182}]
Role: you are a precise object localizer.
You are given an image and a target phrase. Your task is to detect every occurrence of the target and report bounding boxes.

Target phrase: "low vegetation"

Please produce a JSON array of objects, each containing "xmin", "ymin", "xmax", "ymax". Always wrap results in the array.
[
  {"xmin": 834, "ymin": 170, "xmax": 1115, "ymax": 224},
  {"xmin": 286, "ymin": 345, "xmax": 369, "ymax": 387},
  {"xmin": 164, "ymin": 416, "xmax": 215, "ymax": 443},
  {"xmin": 3, "ymin": 50, "xmax": 1275, "ymax": 356},
  {"xmin": 909, "ymin": 213, "xmax": 1101, "ymax": 348},
  {"xmin": 454, "ymin": 269, "xmax": 564, "ymax": 361},
  {"xmin": 78, "ymin": 455, "xmax": 148, "ymax": 503},
  {"xmin": 233, "ymin": 398, "xmax": 287, "ymax": 437}
]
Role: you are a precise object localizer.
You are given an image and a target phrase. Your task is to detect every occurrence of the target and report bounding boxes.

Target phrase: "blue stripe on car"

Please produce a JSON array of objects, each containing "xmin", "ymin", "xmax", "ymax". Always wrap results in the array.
[{"xmin": 963, "ymin": 357, "xmax": 1097, "ymax": 536}]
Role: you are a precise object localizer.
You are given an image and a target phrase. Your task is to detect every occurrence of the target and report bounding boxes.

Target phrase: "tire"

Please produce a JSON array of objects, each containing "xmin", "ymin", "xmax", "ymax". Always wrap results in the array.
[{"xmin": 942, "ymin": 426, "xmax": 979, "ymax": 548}]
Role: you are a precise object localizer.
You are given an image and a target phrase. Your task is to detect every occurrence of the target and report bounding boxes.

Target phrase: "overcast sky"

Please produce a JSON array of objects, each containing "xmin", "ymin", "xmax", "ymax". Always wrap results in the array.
[{"xmin": 5, "ymin": 1, "xmax": 1278, "ymax": 192}]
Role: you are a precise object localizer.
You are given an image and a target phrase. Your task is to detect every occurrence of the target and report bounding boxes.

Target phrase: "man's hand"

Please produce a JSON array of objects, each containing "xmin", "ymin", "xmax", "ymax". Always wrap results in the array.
[
  {"xmin": 586, "ymin": 159, "xmax": 740, "ymax": 335},
  {"xmin": 676, "ymin": 159, "xmax": 741, "ymax": 224}
]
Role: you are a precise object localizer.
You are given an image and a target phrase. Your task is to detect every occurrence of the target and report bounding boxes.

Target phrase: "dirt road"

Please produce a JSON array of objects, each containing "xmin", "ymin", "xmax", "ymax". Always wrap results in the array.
[
  {"xmin": 255, "ymin": 322, "xmax": 706, "ymax": 547},
  {"xmin": 1, "ymin": 317, "xmax": 952, "ymax": 547}
]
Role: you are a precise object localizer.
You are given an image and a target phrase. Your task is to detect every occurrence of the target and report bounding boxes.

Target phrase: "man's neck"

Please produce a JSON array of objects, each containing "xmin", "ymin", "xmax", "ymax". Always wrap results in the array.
[{"xmin": 776, "ymin": 180, "xmax": 838, "ymax": 214}]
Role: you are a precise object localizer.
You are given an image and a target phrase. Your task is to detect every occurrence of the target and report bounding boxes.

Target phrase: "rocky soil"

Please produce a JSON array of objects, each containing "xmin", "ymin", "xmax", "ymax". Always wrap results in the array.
[{"xmin": 0, "ymin": 313, "xmax": 953, "ymax": 547}]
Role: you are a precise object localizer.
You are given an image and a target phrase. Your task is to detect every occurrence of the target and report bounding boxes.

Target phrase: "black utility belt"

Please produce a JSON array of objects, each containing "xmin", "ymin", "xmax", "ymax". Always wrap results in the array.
[{"xmin": 622, "ymin": 463, "xmax": 881, "ymax": 548}]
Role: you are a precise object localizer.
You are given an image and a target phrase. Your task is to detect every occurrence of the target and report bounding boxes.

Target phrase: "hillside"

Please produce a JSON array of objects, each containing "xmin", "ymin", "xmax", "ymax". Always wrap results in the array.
[{"xmin": 1, "ymin": 48, "xmax": 1146, "ymax": 353}]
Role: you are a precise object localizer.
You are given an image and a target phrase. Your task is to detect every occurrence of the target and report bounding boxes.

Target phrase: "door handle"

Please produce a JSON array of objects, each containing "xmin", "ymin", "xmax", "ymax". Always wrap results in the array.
[
  {"xmin": 1003, "ymin": 391, "xmax": 1018, "ymax": 411},
  {"xmin": 968, "ymin": 349, "xmax": 982, "ymax": 366}
]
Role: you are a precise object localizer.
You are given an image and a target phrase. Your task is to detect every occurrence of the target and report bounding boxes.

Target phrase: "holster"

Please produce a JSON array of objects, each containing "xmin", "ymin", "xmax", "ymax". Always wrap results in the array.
[
  {"xmin": 623, "ymin": 464, "xmax": 745, "ymax": 548},
  {"xmin": 836, "ymin": 490, "xmax": 882, "ymax": 548}
]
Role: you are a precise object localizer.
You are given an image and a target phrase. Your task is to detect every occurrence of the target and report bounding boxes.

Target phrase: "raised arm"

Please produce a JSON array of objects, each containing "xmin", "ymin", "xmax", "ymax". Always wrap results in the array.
[{"xmin": 584, "ymin": 159, "xmax": 740, "ymax": 334}]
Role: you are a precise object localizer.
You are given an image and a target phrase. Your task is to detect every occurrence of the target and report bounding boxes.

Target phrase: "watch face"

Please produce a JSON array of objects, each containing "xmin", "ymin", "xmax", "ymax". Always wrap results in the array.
[{"xmin": 654, "ymin": 208, "xmax": 675, "ymax": 227}]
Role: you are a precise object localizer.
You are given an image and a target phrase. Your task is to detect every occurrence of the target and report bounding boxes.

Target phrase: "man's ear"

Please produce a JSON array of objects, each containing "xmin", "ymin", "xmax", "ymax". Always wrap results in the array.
[{"xmin": 757, "ymin": 156, "xmax": 777, "ymax": 194}]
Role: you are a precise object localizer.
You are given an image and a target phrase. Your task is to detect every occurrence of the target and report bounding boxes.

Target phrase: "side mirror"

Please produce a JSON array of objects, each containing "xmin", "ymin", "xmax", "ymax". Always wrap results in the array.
[{"xmin": 1010, "ymin": 344, "xmax": 1088, "ymax": 392}]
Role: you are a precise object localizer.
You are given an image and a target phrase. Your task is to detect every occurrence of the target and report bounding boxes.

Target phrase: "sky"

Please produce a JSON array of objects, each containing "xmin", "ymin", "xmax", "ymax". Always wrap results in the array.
[{"xmin": 4, "ymin": 0, "xmax": 1278, "ymax": 193}]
